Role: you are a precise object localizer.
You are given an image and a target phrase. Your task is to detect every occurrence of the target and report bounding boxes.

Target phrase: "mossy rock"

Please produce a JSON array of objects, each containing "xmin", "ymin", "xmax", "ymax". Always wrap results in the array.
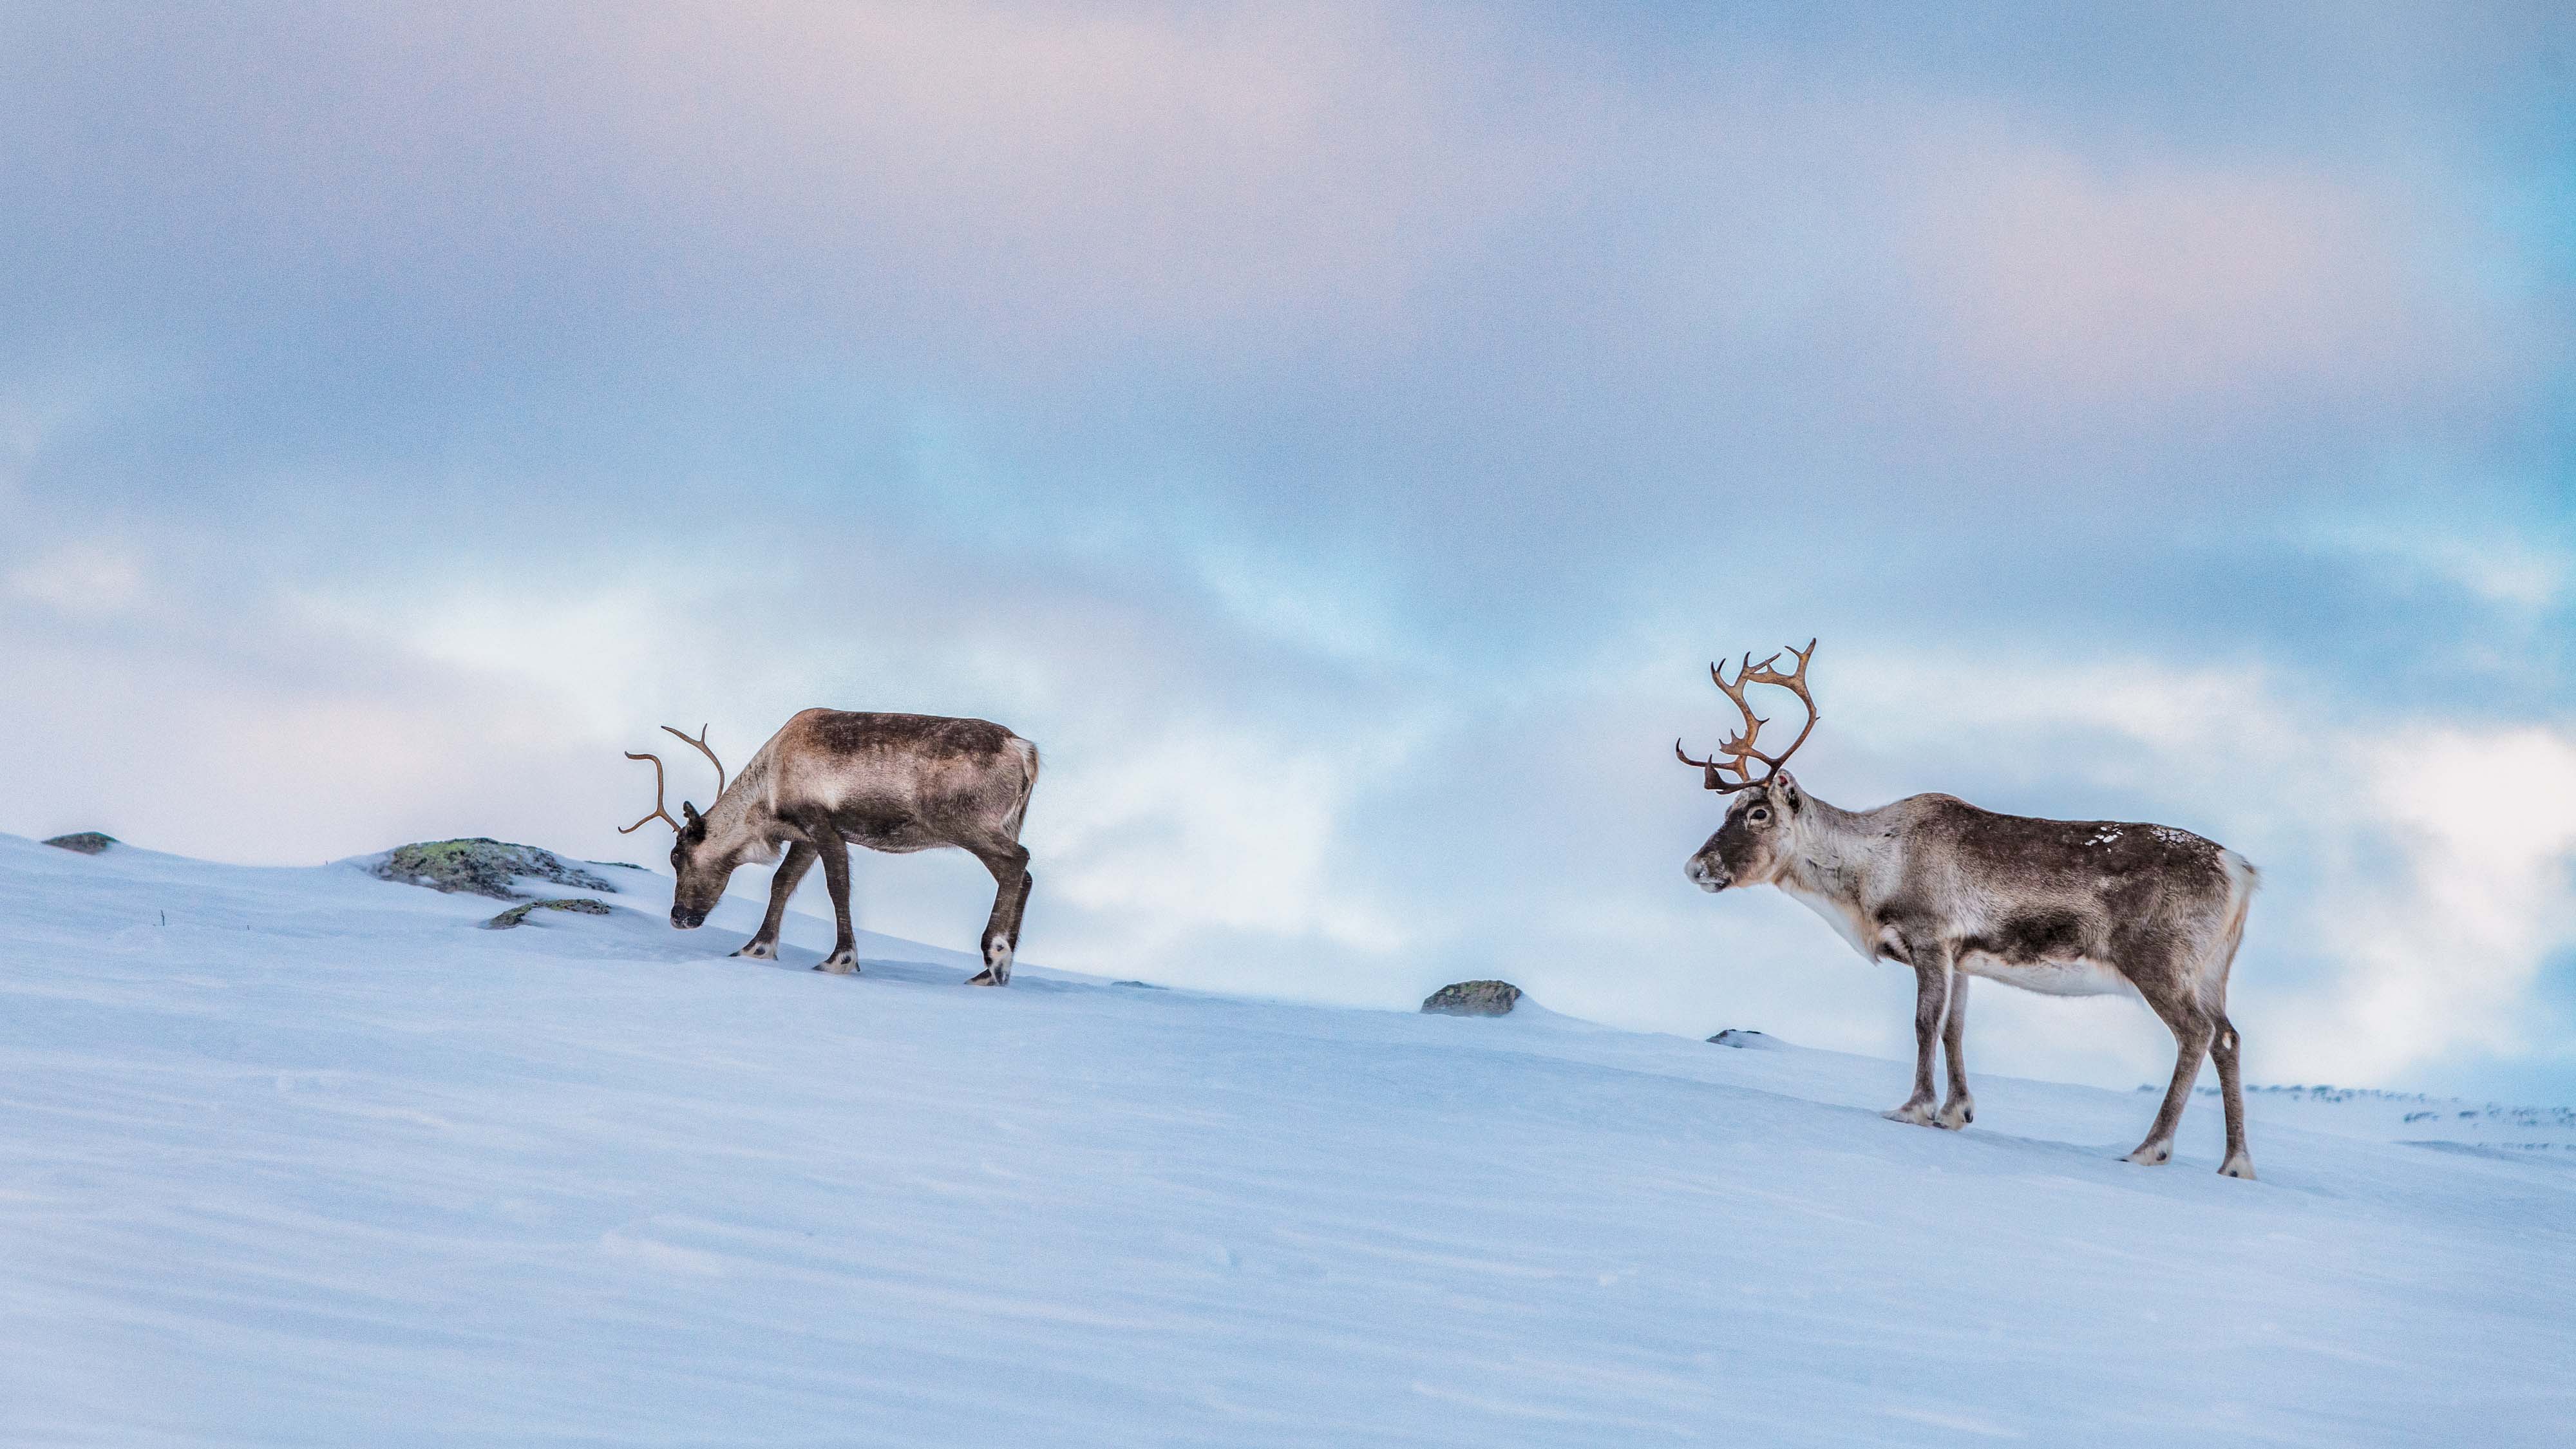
[
  {"xmin": 372, "ymin": 838, "xmax": 619, "ymax": 901},
  {"xmin": 1421, "ymin": 980, "xmax": 1522, "ymax": 1017},
  {"xmin": 43, "ymin": 832, "xmax": 118, "ymax": 855},
  {"xmin": 482, "ymin": 898, "xmax": 614, "ymax": 930}
]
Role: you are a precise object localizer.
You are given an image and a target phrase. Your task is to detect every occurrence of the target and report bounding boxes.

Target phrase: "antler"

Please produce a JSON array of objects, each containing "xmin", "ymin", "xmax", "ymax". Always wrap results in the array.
[
  {"xmin": 1678, "ymin": 638, "xmax": 1819, "ymax": 793},
  {"xmin": 661, "ymin": 723, "xmax": 726, "ymax": 798},
  {"xmin": 620, "ymin": 751, "xmax": 681, "ymax": 834}
]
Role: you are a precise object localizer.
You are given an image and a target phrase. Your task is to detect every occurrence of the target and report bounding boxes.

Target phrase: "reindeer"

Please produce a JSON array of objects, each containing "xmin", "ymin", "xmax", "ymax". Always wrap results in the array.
[
  {"xmin": 1677, "ymin": 642, "xmax": 2259, "ymax": 1179},
  {"xmin": 621, "ymin": 710, "xmax": 1040, "ymax": 985}
]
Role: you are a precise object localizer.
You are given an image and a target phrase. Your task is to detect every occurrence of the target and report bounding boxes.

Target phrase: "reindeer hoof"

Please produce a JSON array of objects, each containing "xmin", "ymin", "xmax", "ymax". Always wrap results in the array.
[
  {"xmin": 1935, "ymin": 1100, "xmax": 1974, "ymax": 1130},
  {"xmin": 964, "ymin": 969, "xmax": 1008, "ymax": 987},
  {"xmin": 2123, "ymin": 1143, "xmax": 2174, "ymax": 1166},
  {"xmin": 813, "ymin": 956, "xmax": 860, "ymax": 976},
  {"xmin": 2218, "ymin": 1154, "xmax": 2257, "ymax": 1180},
  {"xmin": 1881, "ymin": 1101, "xmax": 1938, "ymax": 1127},
  {"xmin": 732, "ymin": 941, "xmax": 776, "ymax": 960}
]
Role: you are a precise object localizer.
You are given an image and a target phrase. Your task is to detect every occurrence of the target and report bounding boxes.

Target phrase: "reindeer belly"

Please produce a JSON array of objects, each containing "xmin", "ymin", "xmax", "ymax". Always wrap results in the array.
[
  {"xmin": 834, "ymin": 811, "xmax": 947, "ymax": 853},
  {"xmin": 1956, "ymin": 951, "xmax": 2136, "ymax": 998}
]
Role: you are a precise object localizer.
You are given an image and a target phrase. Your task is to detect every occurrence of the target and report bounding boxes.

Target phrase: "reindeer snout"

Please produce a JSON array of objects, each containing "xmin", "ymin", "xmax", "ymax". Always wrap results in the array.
[
  {"xmin": 1686, "ymin": 857, "xmax": 1729, "ymax": 893},
  {"xmin": 671, "ymin": 907, "xmax": 708, "ymax": 930}
]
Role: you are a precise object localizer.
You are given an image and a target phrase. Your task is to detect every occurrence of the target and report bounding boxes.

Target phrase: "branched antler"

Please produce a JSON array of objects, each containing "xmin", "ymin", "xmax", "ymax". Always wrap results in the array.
[
  {"xmin": 1677, "ymin": 638, "xmax": 1819, "ymax": 793},
  {"xmin": 661, "ymin": 723, "xmax": 726, "ymax": 798},
  {"xmin": 620, "ymin": 751, "xmax": 681, "ymax": 834}
]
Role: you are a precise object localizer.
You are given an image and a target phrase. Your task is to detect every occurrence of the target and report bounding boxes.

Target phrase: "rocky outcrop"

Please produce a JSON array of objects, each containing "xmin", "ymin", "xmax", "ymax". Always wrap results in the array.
[
  {"xmin": 43, "ymin": 833, "xmax": 118, "ymax": 855},
  {"xmin": 1707, "ymin": 1029, "xmax": 1783, "ymax": 1050},
  {"xmin": 482, "ymin": 898, "xmax": 614, "ymax": 930},
  {"xmin": 1421, "ymin": 980, "xmax": 1522, "ymax": 1017},
  {"xmin": 370, "ymin": 839, "xmax": 621, "ymax": 901}
]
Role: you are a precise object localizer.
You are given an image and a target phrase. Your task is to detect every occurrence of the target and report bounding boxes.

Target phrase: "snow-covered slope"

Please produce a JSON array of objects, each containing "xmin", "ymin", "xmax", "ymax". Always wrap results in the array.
[{"xmin": 3, "ymin": 833, "xmax": 2570, "ymax": 1446}]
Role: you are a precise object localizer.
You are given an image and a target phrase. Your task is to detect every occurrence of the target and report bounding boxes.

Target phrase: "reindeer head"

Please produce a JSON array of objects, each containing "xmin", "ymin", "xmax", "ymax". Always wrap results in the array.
[
  {"xmin": 1679, "ymin": 639, "xmax": 1818, "ymax": 893},
  {"xmin": 620, "ymin": 724, "xmax": 746, "ymax": 929}
]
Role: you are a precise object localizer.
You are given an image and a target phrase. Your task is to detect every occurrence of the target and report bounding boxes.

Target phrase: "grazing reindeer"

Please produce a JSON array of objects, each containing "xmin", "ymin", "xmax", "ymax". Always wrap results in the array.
[
  {"xmin": 621, "ymin": 711, "xmax": 1040, "ymax": 985},
  {"xmin": 1677, "ymin": 642, "xmax": 2259, "ymax": 1179}
]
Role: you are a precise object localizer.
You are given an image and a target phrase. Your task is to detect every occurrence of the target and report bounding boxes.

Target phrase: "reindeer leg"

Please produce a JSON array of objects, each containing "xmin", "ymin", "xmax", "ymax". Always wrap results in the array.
[
  {"xmin": 812, "ymin": 833, "xmax": 861, "ymax": 975},
  {"xmin": 1936, "ymin": 969, "xmax": 1974, "ymax": 1129},
  {"xmin": 1882, "ymin": 942, "xmax": 1951, "ymax": 1127},
  {"xmin": 2211, "ymin": 1013, "xmax": 2255, "ymax": 1179},
  {"xmin": 964, "ymin": 840, "xmax": 1032, "ymax": 987},
  {"xmin": 734, "ymin": 841, "xmax": 816, "ymax": 961},
  {"xmin": 2127, "ymin": 990, "xmax": 2212, "ymax": 1166},
  {"xmin": 1008, "ymin": 868, "xmax": 1034, "ymax": 949}
]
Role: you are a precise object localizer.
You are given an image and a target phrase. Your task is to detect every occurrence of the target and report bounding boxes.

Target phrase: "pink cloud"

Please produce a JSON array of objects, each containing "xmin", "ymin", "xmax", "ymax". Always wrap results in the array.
[{"xmin": 1903, "ymin": 137, "xmax": 2492, "ymax": 404}]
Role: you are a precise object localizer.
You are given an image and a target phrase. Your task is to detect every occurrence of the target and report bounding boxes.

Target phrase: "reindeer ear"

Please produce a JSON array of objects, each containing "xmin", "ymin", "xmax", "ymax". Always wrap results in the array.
[
  {"xmin": 1772, "ymin": 772, "xmax": 1801, "ymax": 810},
  {"xmin": 681, "ymin": 800, "xmax": 701, "ymax": 824}
]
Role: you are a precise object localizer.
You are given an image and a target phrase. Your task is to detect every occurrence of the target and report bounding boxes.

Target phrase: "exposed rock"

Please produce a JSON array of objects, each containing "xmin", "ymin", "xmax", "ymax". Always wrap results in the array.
[
  {"xmin": 1707, "ymin": 1029, "xmax": 1785, "ymax": 1050},
  {"xmin": 1112, "ymin": 980, "xmax": 1166, "ymax": 990},
  {"xmin": 372, "ymin": 839, "xmax": 620, "ymax": 901},
  {"xmin": 42, "ymin": 832, "xmax": 118, "ymax": 855},
  {"xmin": 1421, "ymin": 980, "xmax": 1522, "ymax": 1017},
  {"xmin": 481, "ymin": 898, "xmax": 614, "ymax": 930}
]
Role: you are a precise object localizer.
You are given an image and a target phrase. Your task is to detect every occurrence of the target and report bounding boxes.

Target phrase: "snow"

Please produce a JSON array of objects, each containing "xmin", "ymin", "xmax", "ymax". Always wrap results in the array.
[{"xmin": 3, "ymin": 832, "xmax": 2571, "ymax": 1446}]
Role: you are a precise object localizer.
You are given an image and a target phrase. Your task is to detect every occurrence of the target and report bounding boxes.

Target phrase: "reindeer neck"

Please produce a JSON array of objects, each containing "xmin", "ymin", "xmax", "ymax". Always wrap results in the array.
[
  {"xmin": 702, "ymin": 750, "xmax": 776, "ymax": 843},
  {"xmin": 1773, "ymin": 790, "xmax": 1878, "ymax": 898}
]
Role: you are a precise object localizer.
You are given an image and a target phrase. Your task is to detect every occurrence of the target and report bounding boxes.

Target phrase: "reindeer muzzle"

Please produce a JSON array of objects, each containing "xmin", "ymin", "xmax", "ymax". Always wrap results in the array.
[
  {"xmin": 671, "ymin": 907, "xmax": 709, "ymax": 930},
  {"xmin": 1686, "ymin": 857, "xmax": 1730, "ymax": 893}
]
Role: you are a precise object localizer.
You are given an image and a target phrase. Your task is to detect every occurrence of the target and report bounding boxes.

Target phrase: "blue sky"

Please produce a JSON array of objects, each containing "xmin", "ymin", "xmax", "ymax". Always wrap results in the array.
[{"xmin": 5, "ymin": 2, "xmax": 2571, "ymax": 1099}]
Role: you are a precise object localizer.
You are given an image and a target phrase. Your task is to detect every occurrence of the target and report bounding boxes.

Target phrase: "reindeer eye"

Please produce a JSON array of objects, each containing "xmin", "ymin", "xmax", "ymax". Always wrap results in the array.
[{"xmin": 1748, "ymin": 807, "xmax": 1770, "ymax": 823}]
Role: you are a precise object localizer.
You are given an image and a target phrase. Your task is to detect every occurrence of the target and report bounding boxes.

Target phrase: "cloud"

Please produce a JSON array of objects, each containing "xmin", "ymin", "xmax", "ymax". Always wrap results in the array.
[
  {"xmin": 1, "ymin": 1, "xmax": 2570, "ymax": 1099},
  {"xmin": 7, "ymin": 542, "xmax": 146, "ymax": 618},
  {"xmin": 1906, "ymin": 142, "xmax": 2470, "ymax": 404},
  {"xmin": 2304, "ymin": 515, "xmax": 2571, "ymax": 612},
  {"xmin": 2318, "ymin": 728, "xmax": 2576, "ymax": 1070},
  {"xmin": 1043, "ymin": 725, "xmax": 1419, "ymax": 958}
]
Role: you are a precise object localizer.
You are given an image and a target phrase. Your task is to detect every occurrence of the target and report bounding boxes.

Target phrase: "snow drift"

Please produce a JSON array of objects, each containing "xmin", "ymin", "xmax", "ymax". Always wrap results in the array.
[{"xmin": 2, "ymin": 832, "xmax": 2570, "ymax": 1445}]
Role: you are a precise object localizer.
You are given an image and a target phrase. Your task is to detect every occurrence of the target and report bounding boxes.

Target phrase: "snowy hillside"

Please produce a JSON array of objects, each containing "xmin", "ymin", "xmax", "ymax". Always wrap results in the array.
[{"xmin": 3, "ymin": 833, "xmax": 2571, "ymax": 1446}]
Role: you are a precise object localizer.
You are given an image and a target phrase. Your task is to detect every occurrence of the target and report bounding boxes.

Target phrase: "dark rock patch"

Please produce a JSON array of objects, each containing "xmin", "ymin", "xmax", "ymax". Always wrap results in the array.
[
  {"xmin": 1707, "ymin": 1028, "xmax": 1784, "ymax": 1050},
  {"xmin": 43, "ymin": 832, "xmax": 118, "ymax": 855},
  {"xmin": 1421, "ymin": 980, "xmax": 1522, "ymax": 1017},
  {"xmin": 482, "ymin": 897, "xmax": 614, "ymax": 930},
  {"xmin": 1112, "ymin": 980, "xmax": 1165, "ymax": 990},
  {"xmin": 372, "ymin": 839, "xmax": 620, "ymax": 901}
]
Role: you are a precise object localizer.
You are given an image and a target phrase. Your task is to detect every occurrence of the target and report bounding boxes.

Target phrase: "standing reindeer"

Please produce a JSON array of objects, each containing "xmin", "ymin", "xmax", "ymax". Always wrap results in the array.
[
  {"xmin": 1677, "ymin": 641, "xmax": 2259, "ymax": 1179},
  {"xmin": 621, "ymin": 710, "xmax": 1040, "ymax": 985}
]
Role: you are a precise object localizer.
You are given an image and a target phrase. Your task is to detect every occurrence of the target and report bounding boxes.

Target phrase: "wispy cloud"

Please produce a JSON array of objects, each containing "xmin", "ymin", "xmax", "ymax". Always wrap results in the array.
[
  {"xmin": 7, "ymin": 541, "xmax": 146, "ymax": 618},
  {"xmin": 2305, "ymin": 514, "xmax": 2571, "ymax": 612}
]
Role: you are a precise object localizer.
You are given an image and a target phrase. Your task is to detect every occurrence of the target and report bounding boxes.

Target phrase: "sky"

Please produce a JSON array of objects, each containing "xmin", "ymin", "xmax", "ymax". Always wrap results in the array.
[{"xmin": 5, "ymin": 1, "xmax": 2572, "ymax": 1101}]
